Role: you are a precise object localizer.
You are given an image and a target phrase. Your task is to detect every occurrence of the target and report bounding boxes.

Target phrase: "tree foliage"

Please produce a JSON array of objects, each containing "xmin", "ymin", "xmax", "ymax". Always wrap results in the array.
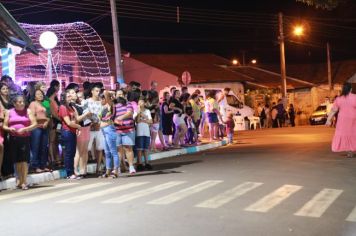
[{"xmin": 296, "ymin": 0, "xmax": 340, "ymax": 10}]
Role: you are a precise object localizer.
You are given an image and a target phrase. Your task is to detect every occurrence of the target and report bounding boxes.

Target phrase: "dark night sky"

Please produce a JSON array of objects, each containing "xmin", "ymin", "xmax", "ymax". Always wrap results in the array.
[{"xmin": 3, "ymin": 0, "xmax": 356, "ymax": 64}]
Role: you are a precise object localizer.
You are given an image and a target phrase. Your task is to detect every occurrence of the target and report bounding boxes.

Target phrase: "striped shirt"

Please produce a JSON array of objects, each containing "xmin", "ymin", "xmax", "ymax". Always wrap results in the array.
[{"xmin": 114, "ymin": 102, "xmax": 134, "ymax": 133}]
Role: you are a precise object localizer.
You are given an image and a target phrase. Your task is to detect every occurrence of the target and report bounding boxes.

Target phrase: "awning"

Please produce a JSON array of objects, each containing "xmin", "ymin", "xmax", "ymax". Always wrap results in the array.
[{"xmin": 0, "ymin": 3, "xmax": 38, "ymax": 54}]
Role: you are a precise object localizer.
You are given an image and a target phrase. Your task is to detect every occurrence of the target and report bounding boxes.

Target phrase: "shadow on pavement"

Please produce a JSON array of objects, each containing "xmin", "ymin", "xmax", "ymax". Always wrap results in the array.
[
  {"xmin": 150, "ymin": 160, "xmax": 203, "ymax": 171},
  {"xmin": 125, "ymin": 160, "xmax": 203, "ymax": 178},
  {"xmin": 126, "ymin": 170, "xmax": 183, "ymax": 178}
]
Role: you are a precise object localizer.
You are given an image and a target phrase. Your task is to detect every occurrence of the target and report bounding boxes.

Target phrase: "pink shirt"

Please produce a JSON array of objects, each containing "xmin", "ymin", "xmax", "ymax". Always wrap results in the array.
[
  {"xmin": 8, "ymin": 108, "xmax": 31, "ymax": 137},
  {"xmin": 29, "ymin": 101, "xmax": 47, "ymax": 127}
]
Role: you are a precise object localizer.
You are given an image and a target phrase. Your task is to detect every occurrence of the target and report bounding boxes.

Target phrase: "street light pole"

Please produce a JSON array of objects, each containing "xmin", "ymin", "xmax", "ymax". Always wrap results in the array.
[
  {"xmin": 110, "ymin": 0, "xmax": 124, "ymax": 84},
  {"xmin": 327, "ymin": 42, "xmax": 332, "ymax": 90},
  {"xmin": 278, "ymin": 12, "xmax": 287, "ymax": 104}
]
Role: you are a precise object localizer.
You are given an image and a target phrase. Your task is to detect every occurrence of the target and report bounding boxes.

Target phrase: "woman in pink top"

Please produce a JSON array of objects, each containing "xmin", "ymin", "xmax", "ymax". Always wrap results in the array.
[
  {"xmin": 3, "ymin": 95, "xmax": 37, "ymax": 190},
  {"xmin": 326, "ymin": 82, "xmax": 356, "ymax": 158},
  {"xmin": 29, "ymin": 89, "xmax": 50, "ymax": 173}
]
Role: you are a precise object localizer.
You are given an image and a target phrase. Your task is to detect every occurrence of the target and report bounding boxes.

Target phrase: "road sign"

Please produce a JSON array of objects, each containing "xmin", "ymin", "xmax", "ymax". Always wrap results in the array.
[{"xmin": 181, "ymin": 71, "xmax": 191, "ymax": 86}]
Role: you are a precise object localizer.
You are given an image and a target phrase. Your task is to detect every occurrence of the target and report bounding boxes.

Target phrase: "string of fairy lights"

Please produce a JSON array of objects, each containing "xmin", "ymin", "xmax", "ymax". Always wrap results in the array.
[{"xmin": 14, "ymin": 22, "xmax": 111, "ymax": 87}]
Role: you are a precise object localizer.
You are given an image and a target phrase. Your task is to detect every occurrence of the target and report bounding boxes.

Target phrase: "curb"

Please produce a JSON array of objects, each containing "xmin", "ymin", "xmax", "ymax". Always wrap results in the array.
[{"xmin": 0, "ymin": 140, "xmax": 226, "ymax": 190}]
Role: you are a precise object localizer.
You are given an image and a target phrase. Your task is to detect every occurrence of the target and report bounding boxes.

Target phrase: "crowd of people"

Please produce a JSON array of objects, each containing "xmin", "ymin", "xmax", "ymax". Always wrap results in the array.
[
  {"xmin": 256, "ymin": 99, "xmax": 296, "ymax": 128},
  {"xmin": 0, "ymin": 76, "xmax": 234, "ymax": 190}
]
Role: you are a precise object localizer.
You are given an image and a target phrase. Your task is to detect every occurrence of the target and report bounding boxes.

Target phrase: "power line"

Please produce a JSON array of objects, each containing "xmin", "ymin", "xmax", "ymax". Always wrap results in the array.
[
  {"xmin": 7, "ymin": 0, "xmax": 58, "ymax": 12},
  {"xmin": 3, "ymin": 0, "xmax": 356, "ymax": 42}
]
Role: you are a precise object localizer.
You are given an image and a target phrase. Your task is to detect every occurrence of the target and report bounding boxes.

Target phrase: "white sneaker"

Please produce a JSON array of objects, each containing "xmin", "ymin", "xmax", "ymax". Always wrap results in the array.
[{"xmin": 129, "ymin": 166, "xmax": 136, "ymax": 174}]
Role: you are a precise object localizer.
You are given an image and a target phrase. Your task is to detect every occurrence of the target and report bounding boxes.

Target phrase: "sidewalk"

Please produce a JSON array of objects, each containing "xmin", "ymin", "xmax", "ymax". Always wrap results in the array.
[{"xmin": 0, "ymin": 139, "xmax": 227, "ymax": 191}]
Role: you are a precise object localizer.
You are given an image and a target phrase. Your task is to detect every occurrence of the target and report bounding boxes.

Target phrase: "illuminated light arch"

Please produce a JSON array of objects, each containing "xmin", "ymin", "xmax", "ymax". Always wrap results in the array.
[{"xmin": 15, "ymin": 22, "xmax": 111, "ymax": 87}]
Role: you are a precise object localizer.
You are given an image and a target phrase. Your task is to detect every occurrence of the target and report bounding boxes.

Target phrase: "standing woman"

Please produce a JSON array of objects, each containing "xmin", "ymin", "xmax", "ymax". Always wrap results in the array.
[
  {"xmin": 0, "ymin": 83, "xmax": 10, "ymax": 179},
  {"xmin": 326, "ymin": 82, "xmax": 356, "ymax": 158},
  {"xmin": 114, "ymin": 97, "xmax": 136, "ymax": 174},
  {"xmin": 29, "ymin": 89, "xmax": 50, "ymax": 173},
  {"xmin": 0, "ymin": 105, "xmax": 4, "ymax": 180},
  {"xmin": 146, "ymin": 94, "xmax": 160, "ymax": 152},
  {"xmin": 59, "ymin": 90, "xmax": 82, "ymax": 179},
  {"xmin": 161, "ymin": 91, "xmax": 174, "ymax": 146},
  {"xmin": 67, "ymin": 89, "xmax": 91, "ymax": 178},
  {"xmin": 0, "ymin": 83, "xmax": 14, "ymax": 178},
  {"xmin": 47, "ymin": 80, "xmax": 61, "ymax": 167},
  {"xmin": 3, "ymin": 95, "xmax": 37, "ymax": 189},
  {"xmin": 288, "ymin": 104, "xmax": 296, "ymax": 127},
  {"xmin": 264, "ymin": 104, "xmax": 271, "ymax": 128},
  {"xmin": 46, "ymin": 86, "xmax": 61, "ymax": 167},
  {"xmin": 205, "ymin": 90, "xmax": 219, "ymax": 141},
  {"xmin": 170, "ymin": 90, "xmax": 186, "ymax": 148},
  {"xmin": 100, "ymin": 91, "xmax": 120, "ymax": 178}
]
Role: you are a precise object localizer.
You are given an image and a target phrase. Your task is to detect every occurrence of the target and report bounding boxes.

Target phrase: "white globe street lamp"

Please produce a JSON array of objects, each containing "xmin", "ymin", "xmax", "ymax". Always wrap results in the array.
[{"xmin": 39, "ymin": 31, "xmax": 58, "ymax": 82}]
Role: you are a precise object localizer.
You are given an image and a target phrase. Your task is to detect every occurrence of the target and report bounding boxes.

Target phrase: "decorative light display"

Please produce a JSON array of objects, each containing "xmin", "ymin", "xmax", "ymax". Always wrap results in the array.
[
  {"xmin": 39, "ymin": 31, "xmax": 58, "ymax": 50},
  {"xmin": 39, "ymin": 31, "xmax": 58, "ymax": 87},
  {"xmin": 0, "ymin": 44, "xmax": 22, "ymax": 80},
  {"xmin": 15, "ymin": 22, "xmax": 111, "ymax": 87}
]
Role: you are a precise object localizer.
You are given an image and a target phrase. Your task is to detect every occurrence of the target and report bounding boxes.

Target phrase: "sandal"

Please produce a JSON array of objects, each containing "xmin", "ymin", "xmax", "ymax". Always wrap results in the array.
[
  {"xmin": 99, "ymin": 173, "xmax": 109, "ymax": 178},
  {"xmin": 35, "ymin": 168, "xmax": 44, "ymax": 173},
  {"xmin": 109, "ymin": 173, "xmax": 118, "ymax": 178},
  {"xmin": 21, "ymin": 184, "xmax": 29, "ymax": 190}
]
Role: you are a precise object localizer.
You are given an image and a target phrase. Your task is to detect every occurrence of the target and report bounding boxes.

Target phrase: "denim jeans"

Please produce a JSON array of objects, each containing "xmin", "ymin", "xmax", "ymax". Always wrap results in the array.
[
  {"xmin": 30, "ymin": 128, "xmax": 49, "ymax": 169},
  {"xmin": 227, "ymin": 132, "xmax": 233, "ymax": 144},
  {"xmin": 102, "ymin": 125, "xmax": 120, "ymax": 170},
  {"xmin": 61, "ymin": 129, "xmax": 77, "ymax": 176}
]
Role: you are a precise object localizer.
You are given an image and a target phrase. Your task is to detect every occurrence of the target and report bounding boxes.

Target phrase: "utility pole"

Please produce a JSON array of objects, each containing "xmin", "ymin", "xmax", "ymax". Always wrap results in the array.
[
  {"xmin": 278, "ymin": 12, "xmax": 287, "ymax": 104},
  {"xmin": 110, "ymin": 0, "xmax": 124, "ymax": 83},
  {"xmin": 241, "ymin": 50, "xmax": 246, "ymax": 66},
  {"xmin": 327, "ymin": 42, "xmax": 332, "ymax": 90}
]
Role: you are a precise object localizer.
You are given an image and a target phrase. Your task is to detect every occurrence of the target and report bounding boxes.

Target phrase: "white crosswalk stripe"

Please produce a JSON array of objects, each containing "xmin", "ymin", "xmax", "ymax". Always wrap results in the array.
[
  {"xmin": 102, "ymin": 181, "xmax": 186, "ymax": 204},
  {"xmin": 294, "ymin": 188, "xmax": 343, "ymax": 218},
  {"xmin": 346, "ymin": 206, "xmax": 356, "ymax": 222},
  {"xmin": 196, "ymin": 182, "xmax": 263, "ymax": 209},
  {"xmin": 4, "ymin": 180, "xmax": 354, "ymax": 222},
  {"xmin": 245, "ymin": 185, "xmax": 302, "ymax": 213},
  {"xmin": 148, "ymin": 180, "xmax": 223, "ymax": 205},
  {"xmin": 57, "ymin": 182, "xmax": 149, "ymax": 203},
  {"xmin": 13, "ymin": 183, "xmax": 111, "ymax": 203},
  {"xmin": 0, "ymin": 183, "xmax": 78, "ymax": 201}
]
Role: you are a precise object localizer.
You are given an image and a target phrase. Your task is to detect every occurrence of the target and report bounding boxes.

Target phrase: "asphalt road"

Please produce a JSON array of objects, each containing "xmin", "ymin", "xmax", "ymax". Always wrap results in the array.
[{"xmin": 1, "ymin": 126, "xmax": 356, "ymax": 236}]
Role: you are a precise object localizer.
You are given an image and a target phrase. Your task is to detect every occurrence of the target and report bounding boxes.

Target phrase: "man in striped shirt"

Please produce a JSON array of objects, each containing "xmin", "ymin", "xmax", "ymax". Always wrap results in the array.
[{"xmin": 114, "ymin": 97, "xmax": 136, "ymax": 174}]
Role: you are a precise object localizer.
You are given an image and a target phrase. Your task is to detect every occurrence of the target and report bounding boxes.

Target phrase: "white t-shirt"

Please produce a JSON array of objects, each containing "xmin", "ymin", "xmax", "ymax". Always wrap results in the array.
[
  {"xmin": 135, "ymin": 109, "xmax": 152, "ymax": 137},
  {"xmin": 86, "ymin": 98, "xmax": 103, "ymax": 123}
]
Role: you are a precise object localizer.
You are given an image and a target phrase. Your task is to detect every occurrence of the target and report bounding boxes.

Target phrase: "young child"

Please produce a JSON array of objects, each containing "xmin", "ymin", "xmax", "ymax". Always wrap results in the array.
[
  {"xmin": 218, "ymin": 115, "xmax": 226, "ymax": 140},
  {"xmin": 224, "ymin": 112, "xmax": 235, "ymax": 144},
  {"xmin": 186, "ymin": 115, "xmax": 197, "ymax": 145}
]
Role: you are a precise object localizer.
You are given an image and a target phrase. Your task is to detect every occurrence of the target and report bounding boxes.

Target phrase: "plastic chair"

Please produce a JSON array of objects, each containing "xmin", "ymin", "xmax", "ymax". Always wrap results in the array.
[
  {"xmin": 248, "ymin": 116, "xmax": 261, "ymax": 130},
  {"xmin": 233, "ymin": 116, "xmax": 245, "ymax": 131}
]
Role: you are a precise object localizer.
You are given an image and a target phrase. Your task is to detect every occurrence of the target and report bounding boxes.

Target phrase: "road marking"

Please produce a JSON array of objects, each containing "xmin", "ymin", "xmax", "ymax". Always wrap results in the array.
[
  {"xmin": 196, "ymin": 182, "xmax": 263, "ymax": 209},
  {"xmin": 245, "ymin": 185, "xmax": 302, "ymax": 212},
  {"xmin": 148, "ymin": 180, "xmax": 223, "ymax": 205},
  {"xmin": 0, "ymin": 183, "xmax": 78, "ymax": 201},
  {"xmin": 346, "ymin": 206, "xmax": 356, "ymax": 222},
  {"xmin": 102, "ymin": 181, "xmax": 186, "ymax": 204},
  {"xmin": 294, "ymin": 188, "xmax": 343, "ymax": 218},
  {"xmin": 14, "ymin": 183, "xmax": 110, "ymax": 203},
  {"xmin": 57, "ymin": 182, "xmax": 149, "ymax": 203}
]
